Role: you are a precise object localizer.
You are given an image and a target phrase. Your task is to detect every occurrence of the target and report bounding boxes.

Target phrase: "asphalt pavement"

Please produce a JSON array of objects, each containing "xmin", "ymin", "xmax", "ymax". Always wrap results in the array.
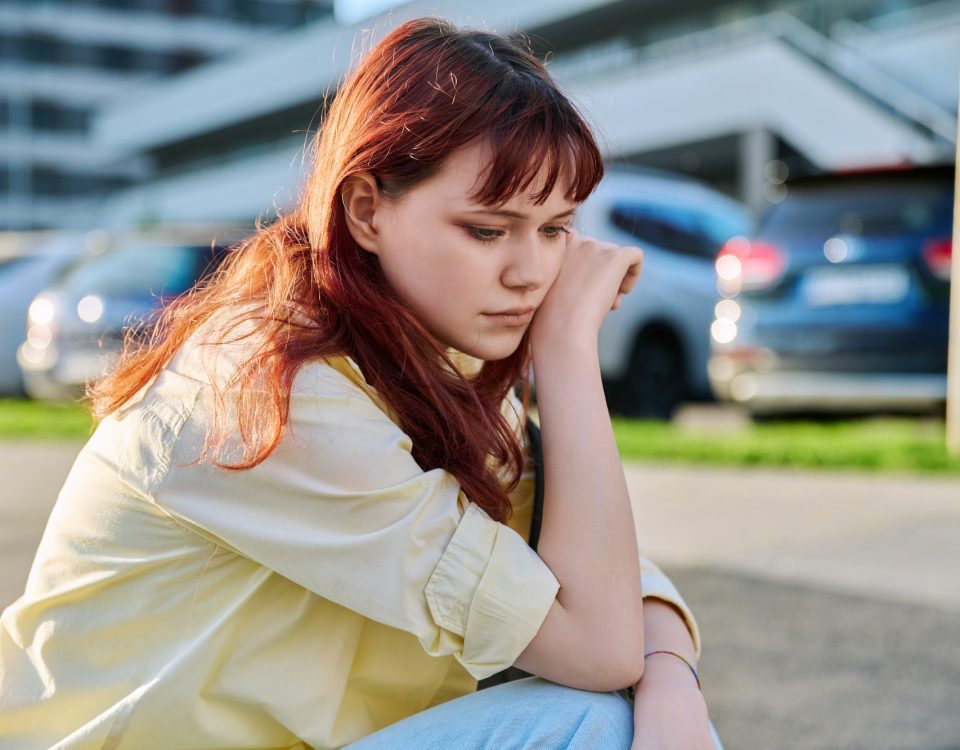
[{"xmin": 1, "ymin": 440, "xmax": 959, "ymax": 749}]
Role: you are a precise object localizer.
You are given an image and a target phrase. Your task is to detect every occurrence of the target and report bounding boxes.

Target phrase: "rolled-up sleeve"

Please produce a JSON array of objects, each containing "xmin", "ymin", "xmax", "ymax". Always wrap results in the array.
[
  {"xmin": 155, "ymin": 358, "xmax": 560, "ymax": 681},
  {"xmin": 425, "ymin": 501, "xmax": 560, "ymax": 679},
  {"xmin": 639, "ymin": 554, "xmax": 702, "ymax": 659}
]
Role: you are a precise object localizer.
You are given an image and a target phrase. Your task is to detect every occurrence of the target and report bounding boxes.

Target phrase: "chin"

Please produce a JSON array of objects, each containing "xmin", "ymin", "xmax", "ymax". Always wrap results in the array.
[{"xmin": 457, "ymin": 336, "xmax": 524, "ymax": 363}]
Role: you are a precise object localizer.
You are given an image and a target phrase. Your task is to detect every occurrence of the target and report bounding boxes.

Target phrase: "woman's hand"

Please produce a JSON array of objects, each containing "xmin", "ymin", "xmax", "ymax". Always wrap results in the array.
[
  {"xmin": 529, "ymin": 229, "xmax": 643, "ymax": 351},
  {"xmin": 630, "ymin": 657, "xmax": 716, "ymax": 750}
]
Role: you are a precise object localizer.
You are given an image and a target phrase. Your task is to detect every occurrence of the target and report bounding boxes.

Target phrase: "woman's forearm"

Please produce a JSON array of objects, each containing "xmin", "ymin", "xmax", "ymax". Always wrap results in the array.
[
  {"xmin": 634, "ymin": 598, "xmax": 698, "ymax": 693},
  {"xmin": 532, "ymin": 334, "xmax": 645, "ymax": 675},
  {"xmin": 629, "ymin": 599, "xmax": 712, "ymax": 750}
]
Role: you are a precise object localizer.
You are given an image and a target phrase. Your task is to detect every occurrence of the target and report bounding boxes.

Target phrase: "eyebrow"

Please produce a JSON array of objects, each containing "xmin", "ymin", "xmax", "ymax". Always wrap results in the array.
[{"xmin": 462, "ymin": 207, "xmax": 577, "ymax": 221}]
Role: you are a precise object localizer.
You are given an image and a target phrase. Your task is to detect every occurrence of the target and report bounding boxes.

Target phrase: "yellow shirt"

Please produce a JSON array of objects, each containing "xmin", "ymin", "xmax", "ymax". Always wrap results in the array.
[{"xmin": 0, "ymin": 330, "xmax": 701, "ymax": 750}]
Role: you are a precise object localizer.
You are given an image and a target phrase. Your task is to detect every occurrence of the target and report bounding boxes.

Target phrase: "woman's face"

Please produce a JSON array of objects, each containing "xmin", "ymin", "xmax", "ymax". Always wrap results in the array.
[{"xmin": 359, "ymin": 140, "xmax": 577, "ymax": 361}]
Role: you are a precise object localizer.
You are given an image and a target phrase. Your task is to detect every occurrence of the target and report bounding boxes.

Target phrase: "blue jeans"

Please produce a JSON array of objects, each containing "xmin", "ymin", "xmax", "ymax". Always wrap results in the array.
[{"xmin": 343, "ymin": 676, "xmax": 724, "ymax": 749}]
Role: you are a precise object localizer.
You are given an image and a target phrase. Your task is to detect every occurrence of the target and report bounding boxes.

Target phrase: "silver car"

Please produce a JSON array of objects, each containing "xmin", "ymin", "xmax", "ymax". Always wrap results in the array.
[
  {"xmin": 0, "ymin": 232, "xmax": 92, "ymax": 396},
  {"xmin": 576, "ymin": 166, "xmax": 754, "ymax": 418},
  {"xmin": 18, "ymin": 229, "xmax": 232, "ymax": 401}
]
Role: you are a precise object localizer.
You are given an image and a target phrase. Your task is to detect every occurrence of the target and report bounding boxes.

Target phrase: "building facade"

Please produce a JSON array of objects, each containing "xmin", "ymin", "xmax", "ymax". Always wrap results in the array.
[
  {"xmin": 0, "ymin": 0, "xmax": 334, "ymax": 230},
  {"xmin": 60, "ymin": 0, "xmax": 960, "ymax": 228}
]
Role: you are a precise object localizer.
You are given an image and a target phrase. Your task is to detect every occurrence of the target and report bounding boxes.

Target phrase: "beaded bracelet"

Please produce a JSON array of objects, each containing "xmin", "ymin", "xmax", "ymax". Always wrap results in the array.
[{"xmin": 644, "ymin": 649, "xmax": 702, "ymax": 691}]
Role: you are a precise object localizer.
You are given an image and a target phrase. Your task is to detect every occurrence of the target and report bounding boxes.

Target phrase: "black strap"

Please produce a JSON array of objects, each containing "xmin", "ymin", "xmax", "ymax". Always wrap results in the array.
[{"xmin": 525, "ymin": 416, "xmax": 544, "ymax": 553}]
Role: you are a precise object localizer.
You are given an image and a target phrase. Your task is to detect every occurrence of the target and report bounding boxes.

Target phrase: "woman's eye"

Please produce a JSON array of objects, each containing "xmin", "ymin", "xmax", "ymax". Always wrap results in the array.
[
  {"xmin": 465, "ymin": 226, "xmax": 505, "ymax": 243},
  {"xmin": 464, "ymin": 224, "xmax": 571, "ymax": 243},
  {"xmin": 543, "ymin": 225, "xmax": 572, "ymax": 241}
]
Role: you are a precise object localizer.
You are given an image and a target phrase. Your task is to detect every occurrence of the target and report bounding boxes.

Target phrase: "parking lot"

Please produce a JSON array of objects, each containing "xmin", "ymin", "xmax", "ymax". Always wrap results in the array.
[{"xmin": 3, "ymin": 439, "xmax": 959, "ymax": 749}]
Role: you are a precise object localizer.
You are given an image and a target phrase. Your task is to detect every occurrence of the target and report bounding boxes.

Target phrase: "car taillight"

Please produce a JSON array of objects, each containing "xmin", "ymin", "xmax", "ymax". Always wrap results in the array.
[
  {"xmin": 715, "ymin": 237, "xmax": 786, "ymax": 294},
  {"xmin": 921, "ymin": 237, "xmax": 952, "ymax": 282}
]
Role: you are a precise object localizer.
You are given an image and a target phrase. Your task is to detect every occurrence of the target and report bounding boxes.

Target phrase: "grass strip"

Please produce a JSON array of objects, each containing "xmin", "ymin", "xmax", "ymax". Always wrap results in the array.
[
  {"xmin": 0, "ymin": 399, "xmax": 94, "ymax": 440},
  {"xmin": 2, "ymin": 400, "xmax": 959, "ymax": 475}
]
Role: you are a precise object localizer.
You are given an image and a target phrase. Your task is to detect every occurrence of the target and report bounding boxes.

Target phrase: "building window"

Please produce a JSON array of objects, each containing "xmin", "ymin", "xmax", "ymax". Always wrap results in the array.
[
  {"xmin": 169, "ymin": 49, "xmax": 205, "ymax": 73},
  {"xmin": 22, "ymin": 34, "xmax": 66, "ymax": 65},
  {"xmin": 169, "ymin": 0, "xmax": 196, "ymax": 17},
  {"xmin": 62, "ymin": 43, "xmax": 103, "ymax": 70},
  {"xmin": 196, "ymin": 0, "xmax": 238, "ymax": 17},
  {"xmin": 131, "ymin": 0, "xmax": 172, "ymax": 12},
  {"xmin": 30, "ymin": 100, "xmax": 89, "ymax": 133},
  {"xmin": 100, "ymin": 44, "xmax": 137, "ymax": 71},
  {"xmin": 30, "ymin": 168, "xmax": 129, "ymax": 198}
]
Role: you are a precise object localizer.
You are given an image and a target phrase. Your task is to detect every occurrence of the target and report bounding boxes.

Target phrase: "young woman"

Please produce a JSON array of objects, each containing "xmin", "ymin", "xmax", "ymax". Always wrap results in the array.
[{"xmin": 0, "ymin": 17, "xmax": 723, "ymax": 750}]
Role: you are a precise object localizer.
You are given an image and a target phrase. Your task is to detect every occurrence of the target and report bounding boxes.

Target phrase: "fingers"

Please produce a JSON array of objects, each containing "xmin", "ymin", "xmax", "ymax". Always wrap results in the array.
[{"xmin": 564, "ymin": 231, "xmax": 643, "ymax": 314}]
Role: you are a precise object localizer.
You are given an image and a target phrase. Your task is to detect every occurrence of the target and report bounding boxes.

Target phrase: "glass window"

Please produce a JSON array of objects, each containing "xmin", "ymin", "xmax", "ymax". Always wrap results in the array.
[
  {"xmin": 23, "ymin": 34, "xmax": 64, "ymax": 65},
  {"xmin": 169, "ymin": 49, "xmax": 205, "ymax": 73},
  {"xmin": 760, "ymin": 177, "xmax": 954, "ymax": 239},
  {"xmin": 100, "ymin": 44, "xmax": 137, "ymax": 71},
  {"xmin": 62, "ymin": 43, "xmax": 102, "ymax": 69},
  {"xmin": 131, "ymin": 0, "xmax": 171, "ymax": 12},
  {"xmin": 610, "ymin": 201, "xmax": 750, "ymax": 258},
  {"xmin": 58, "ymin": 244, "xmax": 211, "ymax": 299},
  {"xmin": 32, "ymin": 168, "xmax": 65, "ymax": 197},
  {"xmin": 30, "ymin": 100, "xmax": 89, "ymax": 133},
  {"xmin": 252, "ymin": 1, "xmax": 306, "ymax": 26},
  {"xmin": 0, "ymin": 33, "xmax": 20, "ymax": 61},
  {"xmin": 196, "ymin": 0, "xmax": 237, "ymax": 17},
  {"xmin": 135, "ymin": 48, "xmax": 172, "ymax": 74},
  {"xmin": 0, "ymin": 256, "xmax": 33, "ymax": 276}
]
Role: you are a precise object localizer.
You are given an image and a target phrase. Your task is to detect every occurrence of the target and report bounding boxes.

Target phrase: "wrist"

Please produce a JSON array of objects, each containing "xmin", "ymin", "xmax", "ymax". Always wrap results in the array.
[
  {"xmin": 530, "ymin": 323, "xmax": 596, "ymax": 363},
  {"xmin": 629, "ymin": 650, "xmax": 702, "ymax": 699}
]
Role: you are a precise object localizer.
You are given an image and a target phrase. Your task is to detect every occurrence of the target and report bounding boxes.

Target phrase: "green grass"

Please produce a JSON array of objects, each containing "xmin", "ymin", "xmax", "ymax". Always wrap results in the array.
[
  {"xmin": 2, "ymin": 398, "xmax": 960, "ymax": 475},
  {"xmin": 0, "ymin": 399, "xmax": 95, "ymax": 440},
  {"xmin": 610, "ymin": 415, "xmax": 960, "ymax": 474}
]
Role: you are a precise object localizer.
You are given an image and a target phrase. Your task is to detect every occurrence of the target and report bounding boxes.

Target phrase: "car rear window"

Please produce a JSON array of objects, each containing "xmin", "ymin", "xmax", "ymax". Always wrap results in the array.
[
  {"xmin": 610, "ymin": 201, "xmax": 751, "ymax": 259},
  {"xmin": 0, "ymin": 256, "xmax": 32, "ymax": 275},
  {"xmin": 760, "ymin": 177, "xmax": 953, "ymax": 238},
  {"xmin": 57, "ymin": 244, "xmax": 211, "ymax": 299}
]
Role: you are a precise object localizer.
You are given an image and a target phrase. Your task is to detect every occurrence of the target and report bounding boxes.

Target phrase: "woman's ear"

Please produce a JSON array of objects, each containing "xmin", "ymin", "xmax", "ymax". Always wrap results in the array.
[{"xmin": 340, "ymin": 173, "xmax": 382, "ymax": 255}]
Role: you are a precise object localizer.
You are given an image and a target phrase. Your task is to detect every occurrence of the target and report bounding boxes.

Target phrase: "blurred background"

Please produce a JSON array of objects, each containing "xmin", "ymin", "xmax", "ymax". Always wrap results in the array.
[
  {"xmin": 1, "ymin": 0, "xmax": 957, "ymax": 418},
  {"xmin": 1, "ymin": 1, "xmax": 959, "ymax": 748}
]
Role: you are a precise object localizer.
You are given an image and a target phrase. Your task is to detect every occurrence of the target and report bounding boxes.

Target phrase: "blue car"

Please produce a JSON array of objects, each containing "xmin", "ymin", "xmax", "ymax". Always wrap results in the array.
[{"xmin": 708, "ymin": 164, "xmax": 954, "ymax": 417}]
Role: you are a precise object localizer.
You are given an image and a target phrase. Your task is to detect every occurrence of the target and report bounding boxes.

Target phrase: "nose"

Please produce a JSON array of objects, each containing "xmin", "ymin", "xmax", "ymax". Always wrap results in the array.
[{"xmin": 501, "ymin": 234, "xmax": 548, "ymax": 291}]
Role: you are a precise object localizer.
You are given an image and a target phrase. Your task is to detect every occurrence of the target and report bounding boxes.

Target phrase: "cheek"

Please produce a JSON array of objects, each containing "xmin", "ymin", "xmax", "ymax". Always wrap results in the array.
[
  {"xmin": 545, "ymin": 245, "xmax": 566, "ymax": 285},
  {"xmin": 379, "ymin": 229, "xmax": 479, "ymax": 311}
]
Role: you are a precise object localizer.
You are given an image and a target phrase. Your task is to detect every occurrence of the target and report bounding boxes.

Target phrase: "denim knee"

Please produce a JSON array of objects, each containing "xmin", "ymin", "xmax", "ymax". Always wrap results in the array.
[{"xmin": 521, "ymin": 678, "xmax": 634, "ymax": 750}]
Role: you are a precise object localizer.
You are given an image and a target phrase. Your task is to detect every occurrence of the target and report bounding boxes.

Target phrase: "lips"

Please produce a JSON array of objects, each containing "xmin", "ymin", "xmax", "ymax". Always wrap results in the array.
[
  {"xmin": 486, "ymin": 306, "xmax": 535, "ymax": 316},
  {"xmin": 482, "ymin": 307, "xmax": 535, "ymax": 326}
]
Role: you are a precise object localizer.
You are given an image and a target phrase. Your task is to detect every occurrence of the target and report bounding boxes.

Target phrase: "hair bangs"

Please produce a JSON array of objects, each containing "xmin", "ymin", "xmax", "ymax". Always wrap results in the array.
[{"xmin": 467, "ymin": 86, "xmax": 604, "ymax": 209}]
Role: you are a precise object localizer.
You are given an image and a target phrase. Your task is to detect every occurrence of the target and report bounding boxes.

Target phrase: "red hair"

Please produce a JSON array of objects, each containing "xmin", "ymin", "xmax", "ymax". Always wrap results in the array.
[{"xmin": 88, "ymin": 17, "xmax": 604, "ymax": 523}]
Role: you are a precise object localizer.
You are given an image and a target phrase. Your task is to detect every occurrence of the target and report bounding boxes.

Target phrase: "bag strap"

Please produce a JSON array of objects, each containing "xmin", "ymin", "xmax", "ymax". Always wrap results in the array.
[{"xmin": 525, "ymin": 415, "xmax": 544, "ymax": 553}]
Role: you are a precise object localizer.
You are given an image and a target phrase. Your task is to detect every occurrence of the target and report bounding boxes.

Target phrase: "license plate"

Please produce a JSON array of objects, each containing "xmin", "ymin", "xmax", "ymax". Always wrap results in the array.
[{"xmin": 803, "ymin": 264, "xmax": 910, "ymax": 307}]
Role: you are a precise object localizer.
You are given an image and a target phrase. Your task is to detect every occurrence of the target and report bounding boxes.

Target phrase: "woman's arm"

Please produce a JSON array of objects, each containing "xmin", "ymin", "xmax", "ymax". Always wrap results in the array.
[
  {"xmin": 629, "ymin": 599, "xmax": 714, "ymax": 750},
  {"xmin": 515, "ymin": 232, "xmax": 647, "ymax": 692},
  {"xmin": 636, "ymin": 598, "xmax": 698, "ymax": 685},
  {"xmin": 514, "ymin": 333, "xmax": 645, "ymax": 691}
]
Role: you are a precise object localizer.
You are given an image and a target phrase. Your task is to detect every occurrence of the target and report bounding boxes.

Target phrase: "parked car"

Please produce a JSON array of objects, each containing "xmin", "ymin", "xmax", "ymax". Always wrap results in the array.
[
  {"xmin": 0, "ymin": 232, "xmax": 92, "ymax": 396},
  {"xmin": 18, "ymin": 229, "xmax": 230, "ymax": 400},
  {"xmin": 708, "ymin": 164, "xmax": 954, "ymax": 417},
  {"xmin": 575, "ymin": 166, "xmax": 754, "ymax": 418}
]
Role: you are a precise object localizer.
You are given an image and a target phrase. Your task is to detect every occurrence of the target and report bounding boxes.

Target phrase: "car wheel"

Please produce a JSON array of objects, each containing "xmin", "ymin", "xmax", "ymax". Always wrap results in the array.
[{"xmin": 616, "ymin": 332, "xmax": 687, "ymax": 420}]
